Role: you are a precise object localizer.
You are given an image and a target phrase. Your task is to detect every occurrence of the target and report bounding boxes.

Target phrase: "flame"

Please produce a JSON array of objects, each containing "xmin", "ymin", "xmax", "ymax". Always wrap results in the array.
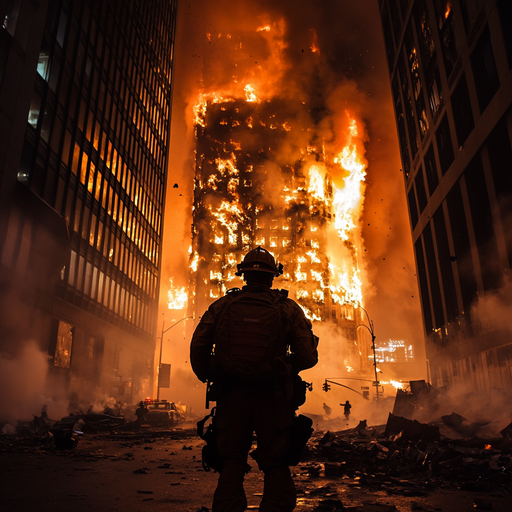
[
  {"xmin": 309, "ymin": 29, "xmax": 320, "ymax": 54},
  {"xmin": 332, "ymin": 116, "xmax": 367, "ymax": 242},
  {"xmin": 244, "ymin": 84, "xmax": 259, "ymax": 103},
  {"xmin": 167, "ymin": 278, "xmax": 188, "ymax": 310},
  {"xmin": 308, "ymin": 165, "xmax": 325, "ymax": 201}
]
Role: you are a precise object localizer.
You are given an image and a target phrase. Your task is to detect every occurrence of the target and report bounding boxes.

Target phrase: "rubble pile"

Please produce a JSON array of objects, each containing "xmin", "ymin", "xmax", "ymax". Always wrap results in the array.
[{"xmin": 303, "ymin": 413, "xmax": 512, "ymax": 494}]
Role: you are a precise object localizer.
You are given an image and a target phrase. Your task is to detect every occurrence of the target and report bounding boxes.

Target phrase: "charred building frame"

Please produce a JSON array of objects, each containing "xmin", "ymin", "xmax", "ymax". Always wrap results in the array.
[
  {"xmin": 379, "ymin": 0, "xmax": 512, "ymax": 389},
  {"xmin": 0, "ymin": 0, "xmax": 177, "ymax": 403}
]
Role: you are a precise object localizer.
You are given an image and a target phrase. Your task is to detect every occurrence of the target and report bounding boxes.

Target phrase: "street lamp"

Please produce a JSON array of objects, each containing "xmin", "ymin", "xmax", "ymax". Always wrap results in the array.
[
  {"xmin": 156, "ymin": 316, "xmax": 193, "ymax": 400},
  {"xmin": 354, "ymin": 304, "xmax": 380, "ymax": 403}
]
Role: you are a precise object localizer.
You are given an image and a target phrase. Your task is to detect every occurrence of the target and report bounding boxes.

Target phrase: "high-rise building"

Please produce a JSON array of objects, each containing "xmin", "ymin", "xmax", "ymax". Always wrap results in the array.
[
  {"xmin": 378, "ymin": 0, "xmax": 512, "ymax": 389},
  {"xmin": 190, "ymin": 97, "xmax": 368, "ymax": 371},
  {"xmin": 0, "ymin": 0, "xmax": 177, "ymax": 403}
]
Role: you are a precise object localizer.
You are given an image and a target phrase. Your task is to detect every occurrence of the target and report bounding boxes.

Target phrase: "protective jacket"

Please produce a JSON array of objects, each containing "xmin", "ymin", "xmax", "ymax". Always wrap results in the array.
[{"xmin": 190, "ymin": 284, "xmax": 318, "ymax": 384}]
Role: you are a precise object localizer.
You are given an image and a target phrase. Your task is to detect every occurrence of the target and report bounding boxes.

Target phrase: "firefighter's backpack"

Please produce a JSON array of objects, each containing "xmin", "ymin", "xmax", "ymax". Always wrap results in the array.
[{"xmin": 214, "ymin": 289, "xmax": 288, "ymax": 381}]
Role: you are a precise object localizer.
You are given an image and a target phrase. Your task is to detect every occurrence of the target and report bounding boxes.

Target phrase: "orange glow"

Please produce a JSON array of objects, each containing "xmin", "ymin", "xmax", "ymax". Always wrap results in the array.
[{"xmin": 167, "ymin": 278, "xmax": 187, "ymax": 310}]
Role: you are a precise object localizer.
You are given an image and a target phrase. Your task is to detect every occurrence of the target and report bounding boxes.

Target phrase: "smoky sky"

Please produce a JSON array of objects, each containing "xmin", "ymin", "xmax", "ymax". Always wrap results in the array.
[{"xmin": 161, "ymin": 0, "xmax": 425, "ymax": 401}]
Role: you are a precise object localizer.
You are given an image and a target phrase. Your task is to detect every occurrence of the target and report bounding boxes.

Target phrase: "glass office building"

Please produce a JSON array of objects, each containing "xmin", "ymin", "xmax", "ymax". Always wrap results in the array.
[
  {"xmin": 378, "ymin": 0, "xmax": 512, "ymax": 390},
  {"xmin": 0, "ymin": 0, "xmax": 177, "ymax": 403}
]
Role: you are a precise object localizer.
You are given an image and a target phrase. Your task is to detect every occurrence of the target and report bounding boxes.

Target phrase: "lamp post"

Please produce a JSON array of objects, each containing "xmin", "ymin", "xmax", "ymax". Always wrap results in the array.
[
  {"xmin": 156, "ymin": 316, "xmax": 193, "ymax": 400},
  {"xmin": 354, "ymin": 304, "xmax": 380, "ymax": 403}
]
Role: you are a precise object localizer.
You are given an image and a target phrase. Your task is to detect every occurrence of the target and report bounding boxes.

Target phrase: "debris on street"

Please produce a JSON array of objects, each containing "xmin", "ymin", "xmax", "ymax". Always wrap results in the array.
[{"xmin": 300, "ymin": 412, "xmax": 512, "ymax": 494}]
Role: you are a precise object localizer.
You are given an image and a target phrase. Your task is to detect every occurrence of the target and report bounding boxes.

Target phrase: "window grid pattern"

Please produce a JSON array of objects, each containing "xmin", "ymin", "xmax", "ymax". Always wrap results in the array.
[{"xmin": 20, "ymin": 0, "xmax": 177, "ymax": 337}]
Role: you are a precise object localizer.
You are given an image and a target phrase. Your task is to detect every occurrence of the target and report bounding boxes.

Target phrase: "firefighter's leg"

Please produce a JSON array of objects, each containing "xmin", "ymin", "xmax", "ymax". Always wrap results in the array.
[
  {"xmin": 254, "ymin": 397, "xmax": 296, "ymax": 511},
  {"xmin": 212, "ymin": 388, "xmax": 253, "ymax": 512},
  {"xmin": 213, "ymin": 459, "xmax": 248, "ymax": 512},
  {"xmin": 260, "ymin": 465, "xmax": 296, "ymax": 512}
]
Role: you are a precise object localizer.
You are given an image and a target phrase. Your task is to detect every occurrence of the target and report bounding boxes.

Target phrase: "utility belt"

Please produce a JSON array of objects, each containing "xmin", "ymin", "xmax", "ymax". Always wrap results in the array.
[{"xmin": 205, "ymin": 358, "xmax": 308, "ymax": 410}]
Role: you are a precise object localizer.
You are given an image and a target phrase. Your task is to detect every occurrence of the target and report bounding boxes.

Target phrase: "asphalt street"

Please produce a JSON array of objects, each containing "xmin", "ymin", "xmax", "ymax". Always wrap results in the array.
[{"xmin": 1, "ymin": 422, "xmax": 511, "ymax": 512}]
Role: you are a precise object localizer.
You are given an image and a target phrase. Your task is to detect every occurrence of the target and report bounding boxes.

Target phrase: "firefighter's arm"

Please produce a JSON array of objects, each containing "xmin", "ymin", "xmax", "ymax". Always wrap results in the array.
[
  {"xmin": 190, "ymin": 309, "xmax": 215, "ymax": 383},
  {"xmin": 288, "ymin": 303, "xmax": 319, "ymax": 373}
]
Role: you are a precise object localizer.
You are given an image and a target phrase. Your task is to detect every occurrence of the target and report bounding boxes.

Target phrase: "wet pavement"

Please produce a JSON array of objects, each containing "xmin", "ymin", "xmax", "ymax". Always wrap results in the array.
[{"xmin": 1, "ymin": 421, "xmax": 511, "ymax": 512}]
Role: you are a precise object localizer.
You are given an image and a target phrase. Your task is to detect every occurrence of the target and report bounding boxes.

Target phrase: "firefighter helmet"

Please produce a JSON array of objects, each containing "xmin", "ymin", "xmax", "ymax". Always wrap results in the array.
[{"xmin": 235, "ymin": 246, "xmax": 284, "ymax": 276}]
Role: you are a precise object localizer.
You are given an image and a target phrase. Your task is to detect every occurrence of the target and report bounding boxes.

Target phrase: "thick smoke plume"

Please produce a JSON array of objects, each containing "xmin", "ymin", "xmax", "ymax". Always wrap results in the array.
[
  {"xmin": 160, "ymin": 0, "xmax": 424, "ymax": 413},
  {"xmin": 0, "ymin": 341, "xmax": 68, "ymax": 424}
]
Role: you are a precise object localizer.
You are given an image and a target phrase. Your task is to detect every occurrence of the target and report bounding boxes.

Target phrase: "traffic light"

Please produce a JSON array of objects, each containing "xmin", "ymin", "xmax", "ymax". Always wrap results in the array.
[{"xmin": 322, "ymin": 381, "xmax": 330, "ymax": 392}]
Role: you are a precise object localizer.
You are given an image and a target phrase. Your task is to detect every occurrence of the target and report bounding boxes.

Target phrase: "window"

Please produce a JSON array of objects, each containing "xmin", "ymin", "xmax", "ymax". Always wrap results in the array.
[
  {"xmin": 415, "ymin": 0, "xmax": 435, "ymax": 68},
  {"xmin": 415, "ymin": 237, "xmax": 433, "ymax": 334},
  {"xmin": 464, "ymin": 155, "xmax": 502, "ymax": 291},
  {"xmin": 423, "ymin": 222, "xmax": 444, "ymax": 331},
  {"xmin": 445, "ymin": 182, "xmax": 478, "ymax": 315},
  {"xmin": 433, "ymin": 207, "xmax": 459, "ymax": 323},
  {"xmin": 3, "ymin": 0, "xmax": 21, "ymax": 37},
  {"xmin": 54, "ymin": 321, "xmax": 74, "ymax": 368},
  {"xmin": 434, "ymin": 0, "xmax": 458, "ymax": 76},
  {"xmin": 37, "ymin": 39, "xmax": 51, "ymax": 81},
  {"xmin": 415, "ymin": 170, "xmax": 428, "ymax": 212},
  {"xmin": 497, "ymin": 0, "xmax": 512, "ymax": 69},
  {"xmin": 486, "ymin": 118, "xmax": 512, "ymax": 269},
  {"xmin": 460, "ymin": 0, "xmax": 486, "ymax": 35},
  {"xmin": 408, "ymin": 186, "xmax": 419, "ymax": 228},
  {"xmin": 427, "ymin": 65, "xmax": 442, "ymax": 117},
  {"xmin": 451, "ymin": 74, "xmax": 474, "ymax": 147},
  {"xmin": 435, "ymin": 115, "xmax": 454, "ymax": 175},
  {"xmin": 471, "ymin": 26, "xmax": 500, "ymax": 112},
  {"xmin": 27, "ymin": 90, "xmax": 42, "ymax": 128},
  {"xmin": 424, "ymin": 145, "xmax": 439, "ymax": 196}
]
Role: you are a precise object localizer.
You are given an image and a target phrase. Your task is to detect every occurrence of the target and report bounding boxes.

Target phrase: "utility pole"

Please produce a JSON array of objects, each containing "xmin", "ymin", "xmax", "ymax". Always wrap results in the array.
[{"xmin": 157, "ymin": 316, "xmax": 193, "ymax": 400}]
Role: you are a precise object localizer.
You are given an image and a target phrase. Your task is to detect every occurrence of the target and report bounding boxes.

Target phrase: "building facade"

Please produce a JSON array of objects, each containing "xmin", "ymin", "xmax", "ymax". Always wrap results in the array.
[
  {"xmin": 190, "ymin": 97, "xmax": 368, "ymax": 371},
  {"xmin": 379, "ymin": 0, "xmax": 512, "ymax": 389},
  {"xmin": 0, "ymin": 0, "xmax": 177, "ymax": 406}
]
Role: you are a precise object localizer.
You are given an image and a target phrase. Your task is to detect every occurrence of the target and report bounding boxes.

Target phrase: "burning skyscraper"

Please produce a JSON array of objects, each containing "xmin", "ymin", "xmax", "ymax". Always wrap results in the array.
[{"xmin": 189, "ymin": 91, "xmax": 370, "ymax": 372}]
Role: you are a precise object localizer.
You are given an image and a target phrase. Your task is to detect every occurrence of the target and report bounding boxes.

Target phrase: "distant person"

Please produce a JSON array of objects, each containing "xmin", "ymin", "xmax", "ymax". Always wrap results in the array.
[
  {"xmin": 342, "ymin": 400, "xmax": 351, "ymax": 421},
  {"xmin": 134, "ymin": 401, "xmax": 147, "ymax": 429},
  {"xmin": 323, "ymin": 403, "xmax": 332, "ymax": 416}
]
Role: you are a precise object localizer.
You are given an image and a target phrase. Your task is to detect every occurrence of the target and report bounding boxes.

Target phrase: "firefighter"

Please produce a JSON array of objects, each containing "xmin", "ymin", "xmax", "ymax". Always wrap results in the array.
[
  {"xmin": 343, "ymin": 400, "xmax": 352, "ymax": 421},
  {"xmin": 134, "ymin": 401, "xmax": 147, "ymax": 430},
  {"xmin": 190, "ymin": 246, "xmax": 319, "ymax": 512}
]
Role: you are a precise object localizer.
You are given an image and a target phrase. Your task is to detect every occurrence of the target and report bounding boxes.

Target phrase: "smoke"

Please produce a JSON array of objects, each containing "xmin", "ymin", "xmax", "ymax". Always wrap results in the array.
[
  {"xmin": 0, "ymin": 340, "xmax": 68, "ymax": 424},
  {"xmin": 160, "ymin": 0, "xmax": 424, "ymax": 408},
  {"xmin": 470, "ymin": 276, "xmax": 512, "ymax": 334}
]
